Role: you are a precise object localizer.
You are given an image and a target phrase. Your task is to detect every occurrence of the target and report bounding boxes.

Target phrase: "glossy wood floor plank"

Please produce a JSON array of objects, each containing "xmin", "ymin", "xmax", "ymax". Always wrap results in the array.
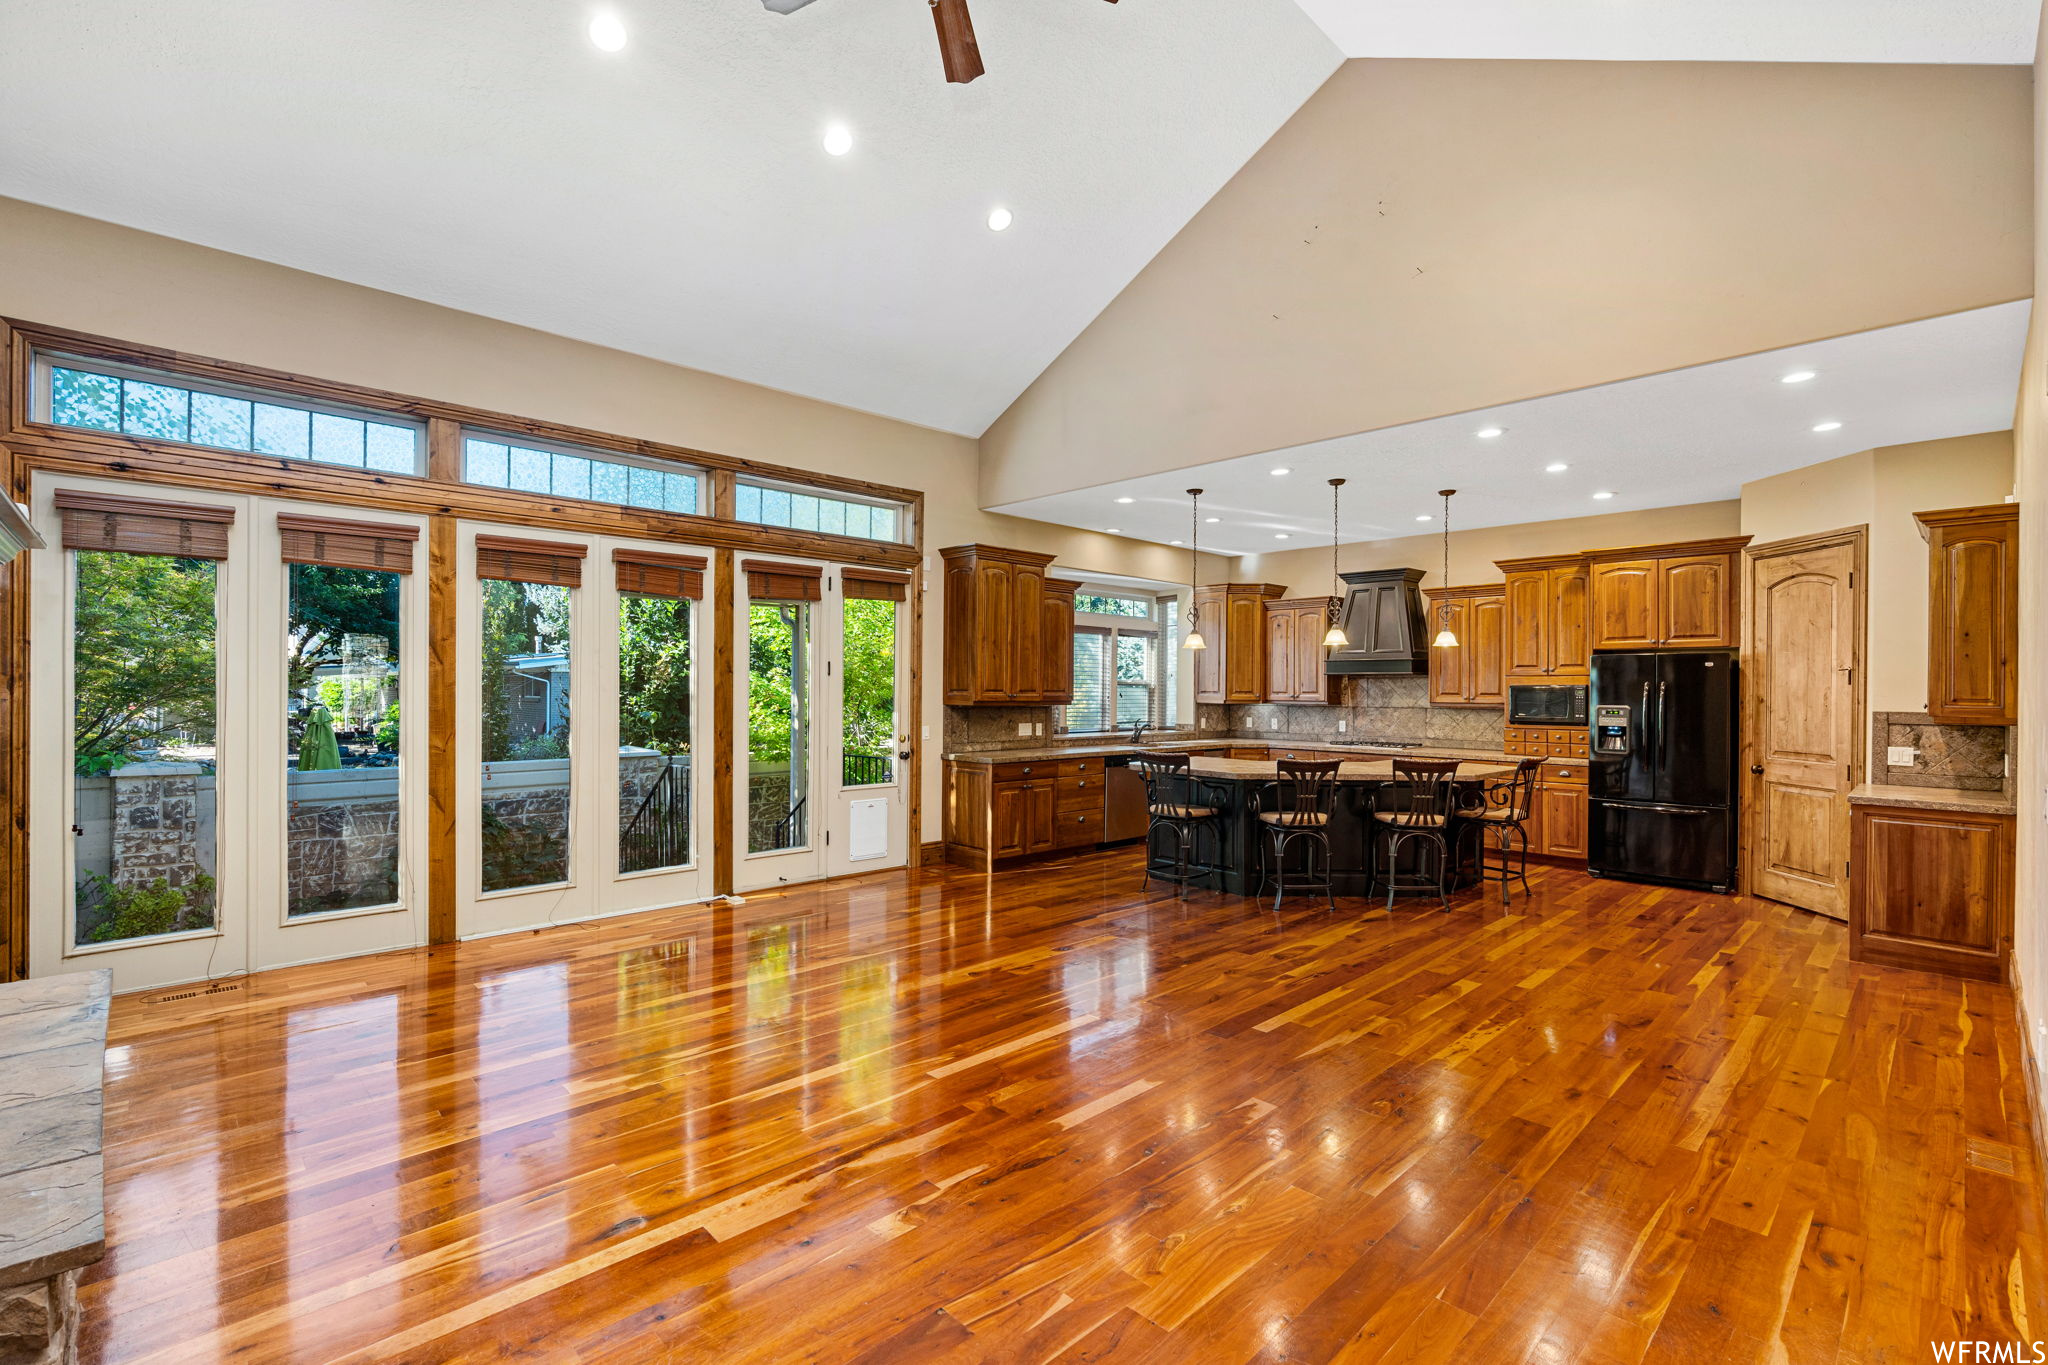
[{"xmin": 77, "ymin": 849, "xmax": 2048, "ymax": 1364}]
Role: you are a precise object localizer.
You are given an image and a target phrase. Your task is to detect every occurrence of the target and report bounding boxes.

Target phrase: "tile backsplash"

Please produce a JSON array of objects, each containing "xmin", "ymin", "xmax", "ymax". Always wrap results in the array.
[
  {"xmin": 1213, "ymin": 676, "xmax": 1505, "ymax": 749},
  {"xmin": 1869, "ymin": 711, "xmax": 2009, "ymax": 792}
]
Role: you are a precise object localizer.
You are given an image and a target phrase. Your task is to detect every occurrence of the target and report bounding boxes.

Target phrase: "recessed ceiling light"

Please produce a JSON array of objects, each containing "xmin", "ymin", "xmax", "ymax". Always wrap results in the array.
[
  {"xmin": 822, "ymin": 123, "xmax": 854, "ymax": 157},
  {"xmin": 1270, "ymin": 467, "xmax": 1292, "ymax": 476},
  {"xmin": 588, "ymin": 11, "xmax": 627, "ymax": 50},
  {"xmin": 1103, "ymin": 527, "xmax": 1121, "ymax": 534},
  {"xmin": 1415, "ymin": 514, "xmax": 1432, "ymax": 522},
  {"xmin": 1475, "ymin": 426, "xmax": 1505, "ymax": 439},
  {"xmin": 1545, "ymin": 462, "xmax": 1569, "ymax": 473},
  {"xmin": 1113, "ymin": 496, "xmax": 1134, "ymax": 504},
  {"xmin": 1780, "ymin": 370, "xmax": 1816, "ymax": 384},
  {"xmin": 1169, "ymin": 539, "xmax": 1183, "ymax": 546},
  {"xmin": 1273, "ymin": 533, "xmax": 1291, "ymax": 540},
  {"xmin": 987, "ymin": 207, "xmax": 1013, "ymax": 232},
  {"xmin": 1812, "ymin": 421, "xmax": 1843, "ymax": 432},
  {"xmin": 1204, "ymin": 516, "xmax": 1220, "ymax": 524},
  {"xmin": 1593, "ymin": 490, "xmax": 1616, "ymax": 500}
]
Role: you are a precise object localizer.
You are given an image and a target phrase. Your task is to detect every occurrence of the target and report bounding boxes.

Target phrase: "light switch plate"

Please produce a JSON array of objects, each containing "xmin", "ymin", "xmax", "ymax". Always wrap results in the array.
[
  {"xmin": 1337, "ymin": 718, "xmax": 1348, "ymax": 733},
  {"xmin": 1017, "ymin": 722, "xmax": 1033, "ymax": 737},
  {"xmin": 1886, "ymin": 746, "xmax": 1918, "ymax": 767}
]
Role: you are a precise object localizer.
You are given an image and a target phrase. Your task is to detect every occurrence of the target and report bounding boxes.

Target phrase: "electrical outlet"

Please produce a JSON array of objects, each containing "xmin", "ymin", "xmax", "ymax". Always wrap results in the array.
[
  {"xmin": 1034, "ymin": 722, "xmax": 1045, "ymax": 736},
  {"xmin": 1337, "ymin": 718, "xmax": 1348, "ymax": 733},
  {"xmin": 1886, "ymin": 746, "xmax": 1918, "ymax": 767},
  {"xmin": 1269, "ymin": 716, "xmax": 1281, "ymax": 730}
]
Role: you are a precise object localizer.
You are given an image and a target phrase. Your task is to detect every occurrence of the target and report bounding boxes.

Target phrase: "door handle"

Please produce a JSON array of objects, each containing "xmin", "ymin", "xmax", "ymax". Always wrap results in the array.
[{"xmin": 1750, "ymin": 764, "xmax": 1764, "ymax": 775}]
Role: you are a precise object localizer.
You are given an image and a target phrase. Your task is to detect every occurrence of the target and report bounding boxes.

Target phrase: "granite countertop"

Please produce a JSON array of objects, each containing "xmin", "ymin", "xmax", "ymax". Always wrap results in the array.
[
  {"xmin": 1847, "ymin": 783, "xmax": 2017, "ymax": 816},
  {"xmin": 942, "ymin": 737, "xmax": 1528, "ymax": 765},
  {"xmin": 0, "ymin": 969, "xmax": 111, "ymax": 1289}
]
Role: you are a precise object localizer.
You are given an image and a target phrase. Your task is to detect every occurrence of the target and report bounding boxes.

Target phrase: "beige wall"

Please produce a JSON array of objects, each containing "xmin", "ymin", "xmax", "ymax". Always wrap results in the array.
[
  {"xmin": 981, "ymin": 60, "xmax": 2032, "ymax": 508},
  {"xmin": 0, "ymin": 197, "xmax": 1219, "ymax": 831},
  {"xmin": 1230, "ymin": 499, "xmax": 1742, "ymax": 596},
  {"xmin": 1740, "ymin": 431, "xmax": 2015, "ymax": 718},
  {"xmin": 2012, "ymin": 4, "xmax": 2048, "ymax": 1106}
]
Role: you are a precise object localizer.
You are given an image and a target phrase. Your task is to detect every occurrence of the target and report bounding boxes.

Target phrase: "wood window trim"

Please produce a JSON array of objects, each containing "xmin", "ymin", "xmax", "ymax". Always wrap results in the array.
[
  {"xmin": 5, "ymin": 318, "xmax": 922, "ymax": 539},
  {"xmin": 743, "ymin": 558, "xmax": 824, "ymax": 602},
  {"xmin": 614, "ymin": 547, "xmax": 708, "ymax": 600},
  {"xmin": 841, "ymin": 567, "xmax": 911, "ymax": 603},
  {"xmin": 53, "ymin": 487, "xmax": 235, "ymax": 559},
  {"xmin": 476, "ymin": 534, "xmax": 588, "ymax": 587},
  {"xmin": 277, "ymin": 513, "xmax": 420, "ymax": 574}
]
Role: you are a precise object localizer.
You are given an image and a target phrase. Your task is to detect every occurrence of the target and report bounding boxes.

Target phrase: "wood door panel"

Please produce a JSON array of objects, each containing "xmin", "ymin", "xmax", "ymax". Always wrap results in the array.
[
  {"xmin": 975, "ymin": 561, "xmax": 1012, "ymax": 700},
  {"xmin": 1536, "ymin": 786, "xmax": 1587, "ymax": 859},
  {"xmin": 1040, "ymin": 592, "xmax": 1074, "ymax": 704},
  {"xmin": 1426, "ymin": 596, "xmax": 1467, "ymax": 705},
  {"xmin": 1265, "ymin": 605, "xmax": 1295, "ymax": 702},
  {"xmin": 1590, "ymin": 560, "xmax": 1660, "ymax": 649},
  {"xmin": 1748, "ymin": 539, "xmax": 1858, "ymax": 919},
  {"xmin": 990, "ymin": 783, "xmax": 1028, "ymax": 859},
  {"xmin": 1661, "ymin": 554, "xmax": 1735, "ymax": 647},
  {"xmin": 1504, "ymin": 572, "xmax": 1548, "ymax": 676},
  {"xmin": 1934, "ymin": 529, "xmax": 2015, "ymax": 720},
  {"xmin": 1225, "ymin": 593, "xmax": 1268, "ymax": 703},
  {"xmin": 1009, "ymin": 563, "xmax": 1046, "ymax": 701},
  {"xmin": 1467, "ymin": 593, "xmax": 1507, "ymax": 705},
  {"xmin": 1859, "ymin": 812, "xmax": 2003, "ymax": 950},
  {"xmin": 1549, "ymin": 566, "xmax": 1590, "ymax": 671}
]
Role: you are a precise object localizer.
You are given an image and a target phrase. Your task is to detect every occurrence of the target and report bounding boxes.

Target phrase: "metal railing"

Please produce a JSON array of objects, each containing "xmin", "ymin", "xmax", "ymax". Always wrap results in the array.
[
  {"xmin": 621, "ymin": 760, "xmax": 691, "ymax": 873},
  {"xmin": 841, "ymin": 752, "xmax": 893, "ymax": 787}
]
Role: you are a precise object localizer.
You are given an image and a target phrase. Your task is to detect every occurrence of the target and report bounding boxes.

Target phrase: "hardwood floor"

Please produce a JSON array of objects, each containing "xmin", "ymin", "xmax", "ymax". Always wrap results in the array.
[{"xmin": 82, "ymin": 850, "xmax": 2045, "ymax": 1363}]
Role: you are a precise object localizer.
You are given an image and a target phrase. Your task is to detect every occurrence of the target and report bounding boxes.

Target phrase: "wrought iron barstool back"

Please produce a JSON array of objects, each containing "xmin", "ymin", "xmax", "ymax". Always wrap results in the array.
[
  {"xmin": 1254, "ymin": 759, "xmax": 1343, "ymax": 911},
  {"xmin": 1458, "ymin": 758, "xmax": 1542, "ymax": 903},
  {"xmin": 1369, "ymin": 757, "xmax": 1463, "ymax": 910},
  {"xmin": 1133, "ymin": 752, "xmax": 1227, "ymax": 898}
]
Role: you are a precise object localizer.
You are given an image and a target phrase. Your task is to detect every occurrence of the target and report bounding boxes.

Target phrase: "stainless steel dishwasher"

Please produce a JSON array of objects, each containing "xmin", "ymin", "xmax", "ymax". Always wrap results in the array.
[{"xmin": 1103, "ymin": 756, "xmax": 1149, "ymax": 843}]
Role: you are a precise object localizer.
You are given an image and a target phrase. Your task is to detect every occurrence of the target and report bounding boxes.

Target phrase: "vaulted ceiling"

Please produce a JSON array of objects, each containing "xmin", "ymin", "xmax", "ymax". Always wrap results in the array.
[{"xmin": 0, "ymin": 0, "xmax": 2034, "ymax": 446}]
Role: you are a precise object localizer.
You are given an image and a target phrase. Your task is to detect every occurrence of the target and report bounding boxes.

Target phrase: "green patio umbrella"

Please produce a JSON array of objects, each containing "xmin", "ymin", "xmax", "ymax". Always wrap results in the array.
[{"xmin": 297, "ymin": 703, "xmax": 342, "ymax": 771}]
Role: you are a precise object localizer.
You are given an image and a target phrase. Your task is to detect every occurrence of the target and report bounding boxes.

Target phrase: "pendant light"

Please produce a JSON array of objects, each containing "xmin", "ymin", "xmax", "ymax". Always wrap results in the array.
[
  {"xmin": 1431, "ymin": 488, "xmax": 1460, "ymax": 648},
  {"xmin": 1321, "ymin": 478, "xmax": 1349, "ymax": 648},
  {"xmin": 1182, "ymin": 488, "xmax": 1207, "ymax": 651}
]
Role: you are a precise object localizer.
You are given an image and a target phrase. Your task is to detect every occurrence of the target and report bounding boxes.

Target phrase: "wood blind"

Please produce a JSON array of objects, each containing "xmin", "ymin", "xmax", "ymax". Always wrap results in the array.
[
  {"xmin": 277, "ymin": 514, "xmax": 419, "ymax": 574},
  {"xmin": 841, "ymin": 567, "xmax": 911, "ymax": 602},
  {"xmin": 476, "ymin": 534, "xmax": 587, "ymax": 587},
  {"xmin": 743, "ymin": 559, "xmax": 822, "ymax": 601},
  {"xmin": 54, "ymin": 489, "xmax": 234, "ymax": 560},
  {"xmin": 614, "ymin": 548, "xmax": 707, "ymax": 600}
]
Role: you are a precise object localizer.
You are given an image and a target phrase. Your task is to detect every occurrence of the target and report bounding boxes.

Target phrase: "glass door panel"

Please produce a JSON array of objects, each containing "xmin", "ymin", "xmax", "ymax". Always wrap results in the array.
[
  {"xmin": 747, "ymin": 601, "xmax": 812, "ymax": 856},
  {"xmin": 617, "ymin": 593, "xmax": 693, "ymax": 875},
  {"xmin": 824, "ymin": 573, "xmax": 909, "ymax": 879},
  {"xmin": 479, "ymin": 577, "xmax": 574, "ymax": 892}
]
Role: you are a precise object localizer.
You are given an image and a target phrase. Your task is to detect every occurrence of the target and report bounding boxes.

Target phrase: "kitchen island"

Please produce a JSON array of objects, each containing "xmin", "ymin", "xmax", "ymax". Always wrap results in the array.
[{"xmin": 1141, "ymin": 755, "xmax": 1518, "ymax": 899}]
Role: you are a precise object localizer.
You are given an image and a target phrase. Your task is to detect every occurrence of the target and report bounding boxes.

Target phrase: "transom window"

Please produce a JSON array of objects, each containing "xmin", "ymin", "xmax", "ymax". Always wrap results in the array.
[
  {"xmin": 38, "ymin": 355, "xmax": 424, "ymax": 474},
  {"xmin": 1062, "ymin": 588, "xmax": 1179, "ymax": 734},
  {"xmin": 464, "ymin": 433, "xmax": 702, "ymax": 516},
  {"xmin": 735, "ymin": 478, "xmax": 903, "ymax": 543}
]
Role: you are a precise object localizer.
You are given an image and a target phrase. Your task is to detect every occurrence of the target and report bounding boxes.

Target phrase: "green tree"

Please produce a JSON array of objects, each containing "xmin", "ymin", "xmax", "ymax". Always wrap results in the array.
[
  {"xmin": 840, "ymin": 599, "xmax": 896, "ymax": 757},
  {"xmin": 747, "ymin": 603, "xmax": 799, "ymax": 763},
  {"xmin": 619, "ymin": 596, "xmax": 692, "ymax": 755},
  {"xmin": 480, "ymin": 579, "xmax": 571, "ymax": 762},
  {"xmin": 73, "ymin": 551, "xmax": 217, "ymax": 771},
  {"xmin": 287, "ymin": 564, "xmax": 398, "ymax": 693}
]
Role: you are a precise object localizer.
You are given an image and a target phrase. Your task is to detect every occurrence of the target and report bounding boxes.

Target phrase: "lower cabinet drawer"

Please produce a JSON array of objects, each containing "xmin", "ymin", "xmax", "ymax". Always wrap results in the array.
[
  {"xmin": 1057, "ymin": 775, "xmax": 1102, "ymax": 810},
  {"xmin": 1542, "ymin": 761, "xmax": 1587, "ymax": 787},
  {"xmin": 1054, "ymin": 808, "xmax": 1101, "ymax": 848},
  {"xmin": 1058, "ymin": 758, "xmax": 1104, "ymax": 777},
  {"xmin": 990, "ymin": 761, "xmax": 1053, "ymax": 783}
]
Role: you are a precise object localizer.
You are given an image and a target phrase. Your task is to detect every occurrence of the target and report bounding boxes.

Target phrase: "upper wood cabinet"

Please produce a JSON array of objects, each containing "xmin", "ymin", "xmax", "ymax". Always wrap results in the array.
[
  {"xmin": 1584, "ymin": 537, "xmax": 1749, "ymax": 651},
  {"xmin": 1262, "ymin": 597, "xmax": 1341, "ymax": 704},
  {"xmin": 1496, "ymin": 555, "xmax": 1589, "ymax": 678},
  {"xmin": 940, "ymin": 545, "xmax": 1076, "ymax": 706},
  {"xmin": 1193, "ymin": 583, "xmax": 1286, "ymax": 704},
  {"xmin": 1916, "ymin": 504, "xmax": 2018, "ymax": 726},
  {"xmin": 1423, "ymin": 585, "xmax": 1506, "ymax": 707}
]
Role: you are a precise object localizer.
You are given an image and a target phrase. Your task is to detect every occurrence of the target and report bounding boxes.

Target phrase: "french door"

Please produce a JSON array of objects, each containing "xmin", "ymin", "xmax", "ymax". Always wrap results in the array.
[
  {"xmin": 734, "ymin": 558, "xmax": 909, "ymax": 891},
  {"xmin": 454, "ymin": 521, "xmax": 712, "ymax": 938},
  {"xmin": 28, "ymin": 476, "xmax": 429, "ymax": 992}
]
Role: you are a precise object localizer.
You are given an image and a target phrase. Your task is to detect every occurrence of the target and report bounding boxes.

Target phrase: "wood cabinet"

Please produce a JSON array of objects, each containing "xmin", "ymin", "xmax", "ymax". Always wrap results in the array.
[
  {"xmin": 940, "ymin": 545, "xmax": 1078, "ymax": 706},
  {"xmin": 1262, "ymin": 597, "xmax": 1341, "ymax": 704},
  {"xmin": 945, "ymin": 756, "xmax": 1107, "ymax": 868},
  {"xmin": 1423, "ymin": 585, "xmax": 1506, "ymax": 707},
  {"xmin": 1916, "ymin": 505, "xmax": 2018, "ymax": 726},
  {"xmin": 1502, "ymin": 733, "xmax": 1589, "ymax": 861},
  {"xmin": 1496, "ymin": 555, "xmax": 1589, "ymax": 679},
  {"xmin": 1193, "ymin": 583, "xmax": 1286, "ymax": 704},
  {"xmin": 1584, "ymin": 537, "xmax": 1748, "ymax": 651},
  {"xmin": 1850, "ymin": 797, "xmax": 2014, "ymax": 980}
]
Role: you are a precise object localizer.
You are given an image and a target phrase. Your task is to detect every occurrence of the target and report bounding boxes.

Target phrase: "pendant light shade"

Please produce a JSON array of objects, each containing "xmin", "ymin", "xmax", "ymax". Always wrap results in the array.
[
  {"xmin": 1431, "ymin": 488, "xmax": 1460, "ymax": 648},
  {"xmin": 1183, "ymin": 488, "xmax": 1207, "ymax": 651},
  {"xmin": 1322, "ymin": 477, "xmax": 1348, "ymax": 648}
]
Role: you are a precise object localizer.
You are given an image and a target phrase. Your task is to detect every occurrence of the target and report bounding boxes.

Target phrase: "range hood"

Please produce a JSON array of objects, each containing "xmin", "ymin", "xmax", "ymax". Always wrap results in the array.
[{"xmin": 1325, "ymin": 568, "xmax": 1428, "ymax": 675}]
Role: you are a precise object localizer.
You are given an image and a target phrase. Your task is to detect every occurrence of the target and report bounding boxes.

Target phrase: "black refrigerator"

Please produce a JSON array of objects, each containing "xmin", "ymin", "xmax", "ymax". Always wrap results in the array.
[{"xmin": 1588, "ymin": 649, "xmax": 1739, "ymax": 893}]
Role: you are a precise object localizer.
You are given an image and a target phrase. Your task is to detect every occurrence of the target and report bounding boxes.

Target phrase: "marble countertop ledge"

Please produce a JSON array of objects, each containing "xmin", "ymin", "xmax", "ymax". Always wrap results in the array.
[
  {"xmin": 943, "ymin": 737, "xmax": 1525, "ymax": 765},
  {"xmin": 0, "ymin": 968, "xmax": 110, "ymax": 1289},
  {"xmin": 1847, "ymin": 783, "xmax": 2017, "ymax": 816}
]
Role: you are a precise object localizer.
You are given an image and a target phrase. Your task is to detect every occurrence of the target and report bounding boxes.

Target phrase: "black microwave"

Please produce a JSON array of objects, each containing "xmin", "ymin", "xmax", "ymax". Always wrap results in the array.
[{"xmin": 1508, "ymin": 683, "xmax": 1588, "ymax": 727}]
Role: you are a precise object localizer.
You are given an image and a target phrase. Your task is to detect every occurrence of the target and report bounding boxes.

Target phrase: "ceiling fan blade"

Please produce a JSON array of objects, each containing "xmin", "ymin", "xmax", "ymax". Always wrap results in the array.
[
  {"xmin": 928, "ymin": 0, "xmax": 985, "ymax": 83},
  {"xmin": 760, "ymin": 0, "xmax": 821, "ymax": 12}
]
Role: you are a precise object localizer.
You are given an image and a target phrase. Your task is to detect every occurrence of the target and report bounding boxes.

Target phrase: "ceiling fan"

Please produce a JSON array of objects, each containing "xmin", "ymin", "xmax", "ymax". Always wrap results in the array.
[{"xmin": 763, "ymin": 0, "xmax": 1117, "ymax": 84}]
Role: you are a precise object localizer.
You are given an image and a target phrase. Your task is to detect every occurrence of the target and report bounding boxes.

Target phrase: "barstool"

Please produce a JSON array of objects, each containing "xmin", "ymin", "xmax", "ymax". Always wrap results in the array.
[
  {"xmin": 1133, "ymin": 752, "xmax": 1227, "ymax": 898},
  {"xmin": 1369, "ymin": 757, "xmax": 1462, "ymax": 910},
  {"xmin": 1253, "ymin": 759, "xmax": 1342, "ymax": 911},
  {"xmin": 1457, "ymin": 758, "xmax": 1542, "ymax": 904}
]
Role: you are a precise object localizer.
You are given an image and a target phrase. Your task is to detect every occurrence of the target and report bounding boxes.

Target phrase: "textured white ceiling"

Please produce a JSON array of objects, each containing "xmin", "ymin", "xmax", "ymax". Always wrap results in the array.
[
  {"xmin": 992, "ymin": 304, "xmax": 2029, "ymax": 557},
  {"xmin": 0, "ymin": 0, "xmax": 1339, "ymax": 436},
  {"xmin": 1292, "ymin": 0, "xmax": 2039, "ymax": 62}
]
